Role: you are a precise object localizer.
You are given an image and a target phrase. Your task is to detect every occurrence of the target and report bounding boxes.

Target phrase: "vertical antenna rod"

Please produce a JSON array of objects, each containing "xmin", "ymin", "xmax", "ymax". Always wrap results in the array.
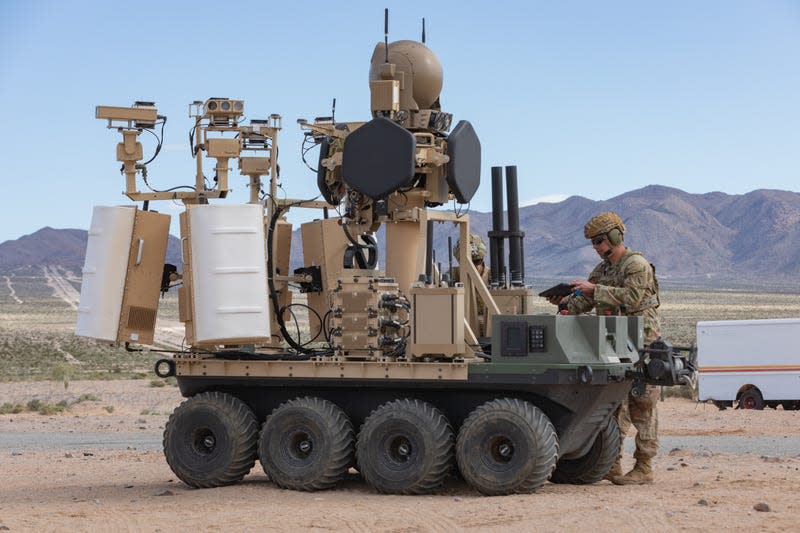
[
  {"xmin": 447, "ymin": 236, "xmax": 454, "ymax": 281},
  {"xmin": 425, "ymin": 220, "xmax": 434, "ymax": 284},
  {"xmin": 422, "ymin": 18, "xmax": 426, "ymax": 43},
  {"xmin": 384, "ymin": 8, "xmax": 389, "ymax": 63}
]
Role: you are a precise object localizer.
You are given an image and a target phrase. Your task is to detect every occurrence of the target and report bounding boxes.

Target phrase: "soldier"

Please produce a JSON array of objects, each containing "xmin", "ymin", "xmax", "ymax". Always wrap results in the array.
[
  {"xmin": 453, "ymin": 234, "xmax": 490, "ymax": 337},
  {"xmin": 453, "ymin": 233, "xmax": 489, "ymax": 283},
  {"xmin": 549, "ymin": 211, "xmax": 661, "ymax": 485}
]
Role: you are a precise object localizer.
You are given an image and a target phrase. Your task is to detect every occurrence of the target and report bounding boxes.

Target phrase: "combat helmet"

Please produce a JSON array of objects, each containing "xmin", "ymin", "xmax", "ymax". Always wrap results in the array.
[
  {"xmin": 453, "ymin": 233, "xmax": 487, "ymax": 263},
  {"xmin": 584, "ymin": 211, "xmax": 626, "ymax": 242}
]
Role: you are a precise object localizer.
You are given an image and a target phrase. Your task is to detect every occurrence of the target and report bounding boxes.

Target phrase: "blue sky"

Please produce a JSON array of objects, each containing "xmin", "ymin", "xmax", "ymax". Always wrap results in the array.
[{"xmin": 1, "ymin": 1, "xmax": 798, "ymax": 243}]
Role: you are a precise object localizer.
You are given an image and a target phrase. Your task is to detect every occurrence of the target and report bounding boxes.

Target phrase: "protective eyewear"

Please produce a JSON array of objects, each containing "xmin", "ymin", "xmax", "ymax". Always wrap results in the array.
[{"xmin": 590, "ymin": 234, "xmax": 607, "ymax": 246}]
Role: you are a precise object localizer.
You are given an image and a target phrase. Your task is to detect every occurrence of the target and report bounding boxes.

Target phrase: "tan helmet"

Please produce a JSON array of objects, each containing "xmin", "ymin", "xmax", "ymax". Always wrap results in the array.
[
  {"xmin": 584, "ymin": 211, "xmax": 626, "ymax": 240},
  {"xmin": 454, "ymin": 233, "xmax": 487, "ymax": 262}
]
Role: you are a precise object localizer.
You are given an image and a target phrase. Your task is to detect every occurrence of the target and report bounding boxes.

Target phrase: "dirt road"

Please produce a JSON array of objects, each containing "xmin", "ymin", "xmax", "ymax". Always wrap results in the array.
[
  {"xmin": 42, "ymin": 265, "xmax": 80, "ymax": 310},
  {"xmin": 1, "ymin": 381, "xmax": 798, "ymax": 532}
]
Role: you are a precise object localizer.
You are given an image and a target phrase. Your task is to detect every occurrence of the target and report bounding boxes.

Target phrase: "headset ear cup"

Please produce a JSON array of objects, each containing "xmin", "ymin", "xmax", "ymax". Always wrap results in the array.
[{"xmin": 608, "ymin": 228, "xmax": 623, "ymax": 246}]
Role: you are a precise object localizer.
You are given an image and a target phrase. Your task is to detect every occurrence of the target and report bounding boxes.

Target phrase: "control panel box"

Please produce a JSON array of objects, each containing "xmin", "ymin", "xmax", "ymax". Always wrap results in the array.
[{"xmin": 492, "ymin": 314, "xmax": 642, "ymax": 365}]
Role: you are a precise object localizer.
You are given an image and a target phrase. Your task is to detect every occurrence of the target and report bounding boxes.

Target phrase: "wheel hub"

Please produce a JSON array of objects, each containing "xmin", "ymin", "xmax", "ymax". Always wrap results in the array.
[
  {"xmin": 290, "ymin": 432, "xmax": 313, "ymax": 458},
  {"xmin": 389, "ymin": 436, "xmax": 413, "ymax": 462},
  {"xmin": 491, "ymin": 436, "xmax": 514, "ymax": 463},
  {"xmin": 192, "ymin": 428, "xmax": 216, "ymax": 455}
]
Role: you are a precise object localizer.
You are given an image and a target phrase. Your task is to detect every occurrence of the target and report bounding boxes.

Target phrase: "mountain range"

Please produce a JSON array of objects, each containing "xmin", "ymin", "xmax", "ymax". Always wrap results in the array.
[{"xmin": 2, "ymin": 186, "xmax": 798, "ymax": 288}]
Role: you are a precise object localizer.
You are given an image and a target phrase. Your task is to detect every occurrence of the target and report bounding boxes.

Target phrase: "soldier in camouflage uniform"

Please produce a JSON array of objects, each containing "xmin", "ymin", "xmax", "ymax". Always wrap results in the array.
[
  {"xmin": 550, "ymin": 211, "xmax": 661, "ymax": 485},
  {"xmin": 453, "ymin": 234, "xmax": 490, "ymax": 336},
  {"xmin": 453, "ymin": 234, "xmax": 489, "ymax": 282}
]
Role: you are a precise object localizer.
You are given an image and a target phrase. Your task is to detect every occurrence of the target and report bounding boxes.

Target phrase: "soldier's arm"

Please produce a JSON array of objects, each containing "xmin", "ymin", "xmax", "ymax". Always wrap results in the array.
[
  {"xmin": 566, "ymin": 265, "xmax": 603, "ymax": 314},
  {"xmin": 593, "ymin": 257, "xmax": 650, "ymax": 309}
]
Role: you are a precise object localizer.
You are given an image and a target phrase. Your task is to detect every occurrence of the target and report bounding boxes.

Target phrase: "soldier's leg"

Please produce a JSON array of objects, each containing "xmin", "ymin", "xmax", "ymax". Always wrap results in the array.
[
  {"xmin": 616, "ymin": 394, "xmax": 632, "ymax": 442},
  {"xmin": 631, "ymin": 385, "xmax": 659, "ymax": 462},
  {"xmin": 613, "ymin": 385, "xmax": 658, "ymax": 485},
  {"xmin": 605, "ymin": 395, "xmax": 631, "ymax": 480}
]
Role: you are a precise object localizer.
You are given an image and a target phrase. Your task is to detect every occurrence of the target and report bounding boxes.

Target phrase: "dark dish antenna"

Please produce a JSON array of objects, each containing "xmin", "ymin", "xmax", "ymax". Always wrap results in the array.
[
  {"xmin": 422, "ymin": 18, "xmax": 426, "ymax": 43},
  {"xmin": 384, "ymin": 8, "xmax": 390, "ymax": 63}
]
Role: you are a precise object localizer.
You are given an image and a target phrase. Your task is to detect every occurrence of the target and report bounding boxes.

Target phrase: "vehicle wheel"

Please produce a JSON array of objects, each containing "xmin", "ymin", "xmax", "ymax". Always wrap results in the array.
[
  {"xmin": 781, "ymin": 400, "xmax": 800, "ymax": 411},
  {"xmin": 550, "ymin": 417, "xmax": 620, "ymax": 485},
  {"xmin": 738, "ymin": 389, "xmax": 765, "ymax": 410},
  {"xmin": 356, "ymin": 398, "xmax": 454, "ymax": 494},
  {"xmin": 456, "ymin": 398, "xmax": 558, "ymax": 495},
  {"xmin": 163, "ymin": 391, "xmax": 258, "ymax": 488},
  {"xmin": 259, "ymin": 396, "xmax": 354, "ymax": 491}
]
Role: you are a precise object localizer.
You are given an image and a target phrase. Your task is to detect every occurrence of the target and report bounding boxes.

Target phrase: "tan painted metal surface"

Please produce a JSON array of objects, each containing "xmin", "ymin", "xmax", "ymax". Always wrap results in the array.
[
  {"xmin": 175, "ymin": 357, "xmax": 469, "ymax": 381},
  {"xmin": 116, "ymin": 209, "xmax": 170, "ymax": 345}
]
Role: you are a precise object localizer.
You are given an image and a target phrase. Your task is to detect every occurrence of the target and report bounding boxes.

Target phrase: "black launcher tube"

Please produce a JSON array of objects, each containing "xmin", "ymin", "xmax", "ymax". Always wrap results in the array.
[
  {"xmin": 425, "ymin": 220, "xmax": 434, "ymax": 284},
  {"xmin": 490, "ymin": 166, "xmax": 505, "ymax": 285},
  {"xmin": 505, "ymin": 165, "xmax": 523, "ymax": 286}
]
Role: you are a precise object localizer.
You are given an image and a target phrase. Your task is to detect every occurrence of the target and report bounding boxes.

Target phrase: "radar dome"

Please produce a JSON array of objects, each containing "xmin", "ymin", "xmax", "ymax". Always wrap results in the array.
[{"xmin": 369, "ymin": 40, "xmax": 443, "ymax": 110}]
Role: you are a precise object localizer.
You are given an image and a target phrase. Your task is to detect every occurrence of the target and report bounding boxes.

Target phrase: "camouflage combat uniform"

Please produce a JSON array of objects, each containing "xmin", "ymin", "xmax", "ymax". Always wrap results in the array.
[
  {"xmin": 567, "ymin": 248, "xmax": 661, "ymax": 461},
  {"xmin": 453, "ymin": 234, "xmax": 491, "ymax": 337}
]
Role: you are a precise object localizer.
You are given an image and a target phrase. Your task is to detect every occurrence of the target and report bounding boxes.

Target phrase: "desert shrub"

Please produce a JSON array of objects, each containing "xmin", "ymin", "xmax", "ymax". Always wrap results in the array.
[
  {"xmin": 0, "ymin": 402, "xmax": 25, "ymax": 414},
  {"xmin": 660, "ymin": 385, "xmax": 694, "ymax": 400},
  {"xmin": 49, "ymin": 362, "xmax": 74, "ymax": 388},
  {"xmin": 26, "ymin": 399, "xmax": 43, "ymax": 411},
  {"xmin": 37, "ymin": 402, "xmax": 66, "ymax": 415},
  {"xmin": 76, "ymin": 393, "xmax": 100, "ymax": 402}
]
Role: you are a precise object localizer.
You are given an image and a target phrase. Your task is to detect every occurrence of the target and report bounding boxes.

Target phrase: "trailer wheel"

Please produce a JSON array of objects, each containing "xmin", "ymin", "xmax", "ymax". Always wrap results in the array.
[
  {"xmin": 356, "ymin": 399, "xmax": 454, "ymax": 494},
  {"xmin": 163, "ymin": 391, "xmax": 258, "ymax": 488},
  {"xmin": 259, "ymin": 396, "xmax": 354, "ymax": 491},
  {"xmin": 456, "ymin": 398, "xmax": 558, "ymax": 495},
  {"xmin": 738, "ymin": 389, "xmax": 765, "ymax": 410},
  {"xmin": 550, "ymin": 417, "xmax": 619, "ymax": 485},
  {"xmin": 781, "ymin": 400, "xmax": 800, "ymax": 411}
]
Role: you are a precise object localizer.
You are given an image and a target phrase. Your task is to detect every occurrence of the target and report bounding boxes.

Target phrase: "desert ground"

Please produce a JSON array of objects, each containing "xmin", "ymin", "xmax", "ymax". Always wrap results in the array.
[
  {"xmin": 2, "ymin": 278, "xmax": 799, "ymax": 531},
  {"xmin": 1, "ymin": 380, "xmax": 798, "ymax": 532}
]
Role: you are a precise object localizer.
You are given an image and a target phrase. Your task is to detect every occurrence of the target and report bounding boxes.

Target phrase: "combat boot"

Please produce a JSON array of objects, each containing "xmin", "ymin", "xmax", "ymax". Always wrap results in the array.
[
  {"xmin": 611, "ymin": 459, "xmax": 653, "ymax": 485},
  {"xmin": 603, "ymin": 457, "xmax": 623, "ymax": 481}
]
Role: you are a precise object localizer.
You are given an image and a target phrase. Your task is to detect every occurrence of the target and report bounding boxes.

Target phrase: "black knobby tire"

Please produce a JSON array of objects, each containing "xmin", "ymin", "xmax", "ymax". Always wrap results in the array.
[
  {"xmin": 550, "ymin": 417, "xmax": 620, "ymax": 485},
  {"xmin": 356, "ymin": 398, "xmax": 454, "ymax": 494},
  {"xmin": 456, "ymin": 398, "xmax": 559, "ymax": 496},
  {"xmin": 163, "ymin": 391, "xmax": 258, "ymax": 488},
  {"xmin": 259, "ymin": 396, "xmax": 354, "ymax": 491},
  {"xmin": 738, "ymin": 389, "xmax": 765, "ymax": 410}
]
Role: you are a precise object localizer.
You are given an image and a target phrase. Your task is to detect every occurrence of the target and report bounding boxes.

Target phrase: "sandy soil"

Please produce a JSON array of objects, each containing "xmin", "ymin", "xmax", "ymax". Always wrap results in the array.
[{"xmin": 1, "ymin": 381, "xmax": 798, "ymax": 532}]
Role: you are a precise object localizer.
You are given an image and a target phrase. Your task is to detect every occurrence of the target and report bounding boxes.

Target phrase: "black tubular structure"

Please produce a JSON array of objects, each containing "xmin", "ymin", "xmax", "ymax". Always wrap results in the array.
[
  {"xmin": 505, "ymin": 165, "xmax": 524, "ymax": 286},
  {"xmin": 384, "ymin": 9, "xmax": 389, "ymax": 63},
  {"xmin": 489, "ymin": 166, "xmax": 505, "ymax": 286},
  {"xmin": 488, "ymin": 165, "xmax": 526, "ymax": 287},
  {"xmin": 425, "ymin": 220, "xmax": 434, "ymax": 284},
  {"xmin": 447, "ymin": 236, "xmax": 454, "ymax": 281}
]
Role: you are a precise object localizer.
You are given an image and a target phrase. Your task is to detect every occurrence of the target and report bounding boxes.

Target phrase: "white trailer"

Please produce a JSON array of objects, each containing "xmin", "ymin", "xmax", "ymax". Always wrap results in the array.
[{"xmin": 696, "ymin": 318, "xmax": 800, "ymax": 410}]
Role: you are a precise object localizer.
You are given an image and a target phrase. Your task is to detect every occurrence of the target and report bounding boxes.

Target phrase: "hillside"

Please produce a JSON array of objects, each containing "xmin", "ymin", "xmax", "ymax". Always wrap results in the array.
[
  {"xmin": 428, "ymin": 185, "xmax": 800, "ymax": 286},
  {"xmin": 1, "ymin": 186, "xmax": 798, "ymax": 287},
  {"xmin": 0, "ymin": 227, "xmax": 182, "ymax": 274}
]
